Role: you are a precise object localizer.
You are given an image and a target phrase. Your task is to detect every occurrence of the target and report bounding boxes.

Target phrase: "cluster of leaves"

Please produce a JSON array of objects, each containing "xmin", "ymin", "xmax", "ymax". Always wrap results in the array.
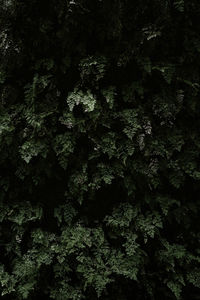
[{"xmin": 0, "ymin": 0, "xmax": 200, "ymax": 299}]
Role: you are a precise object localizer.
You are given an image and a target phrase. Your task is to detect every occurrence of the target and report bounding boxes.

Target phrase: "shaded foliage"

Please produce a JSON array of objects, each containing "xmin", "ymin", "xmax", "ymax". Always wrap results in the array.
[{"xmin": 0, "ymin": 0, "xmax": 200, "ymax": 299}]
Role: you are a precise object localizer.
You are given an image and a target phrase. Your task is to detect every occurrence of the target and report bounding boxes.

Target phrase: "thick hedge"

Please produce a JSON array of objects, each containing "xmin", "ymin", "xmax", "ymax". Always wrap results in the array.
[{"xmin": 0, "ymin": 0, "xmax": 200, "ymax": 299}]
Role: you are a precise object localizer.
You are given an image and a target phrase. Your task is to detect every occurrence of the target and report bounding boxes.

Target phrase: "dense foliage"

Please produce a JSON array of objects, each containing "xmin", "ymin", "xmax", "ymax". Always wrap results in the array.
[{"xmin": 0, "ymin": 0, "xmax": 200, "ymax": 299}]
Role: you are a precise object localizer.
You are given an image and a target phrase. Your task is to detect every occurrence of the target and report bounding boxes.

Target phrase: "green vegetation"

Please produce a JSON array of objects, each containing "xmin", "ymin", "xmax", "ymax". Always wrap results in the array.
[{"xmin": 0, "ymin": 0, "xmax": 200, "ymax": 299}]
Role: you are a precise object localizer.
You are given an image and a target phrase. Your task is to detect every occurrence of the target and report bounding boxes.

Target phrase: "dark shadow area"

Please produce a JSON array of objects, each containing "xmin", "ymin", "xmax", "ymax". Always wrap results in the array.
[{"xmin": 79, "ymin": 178, "xmax": 127, "ymax": 225}]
